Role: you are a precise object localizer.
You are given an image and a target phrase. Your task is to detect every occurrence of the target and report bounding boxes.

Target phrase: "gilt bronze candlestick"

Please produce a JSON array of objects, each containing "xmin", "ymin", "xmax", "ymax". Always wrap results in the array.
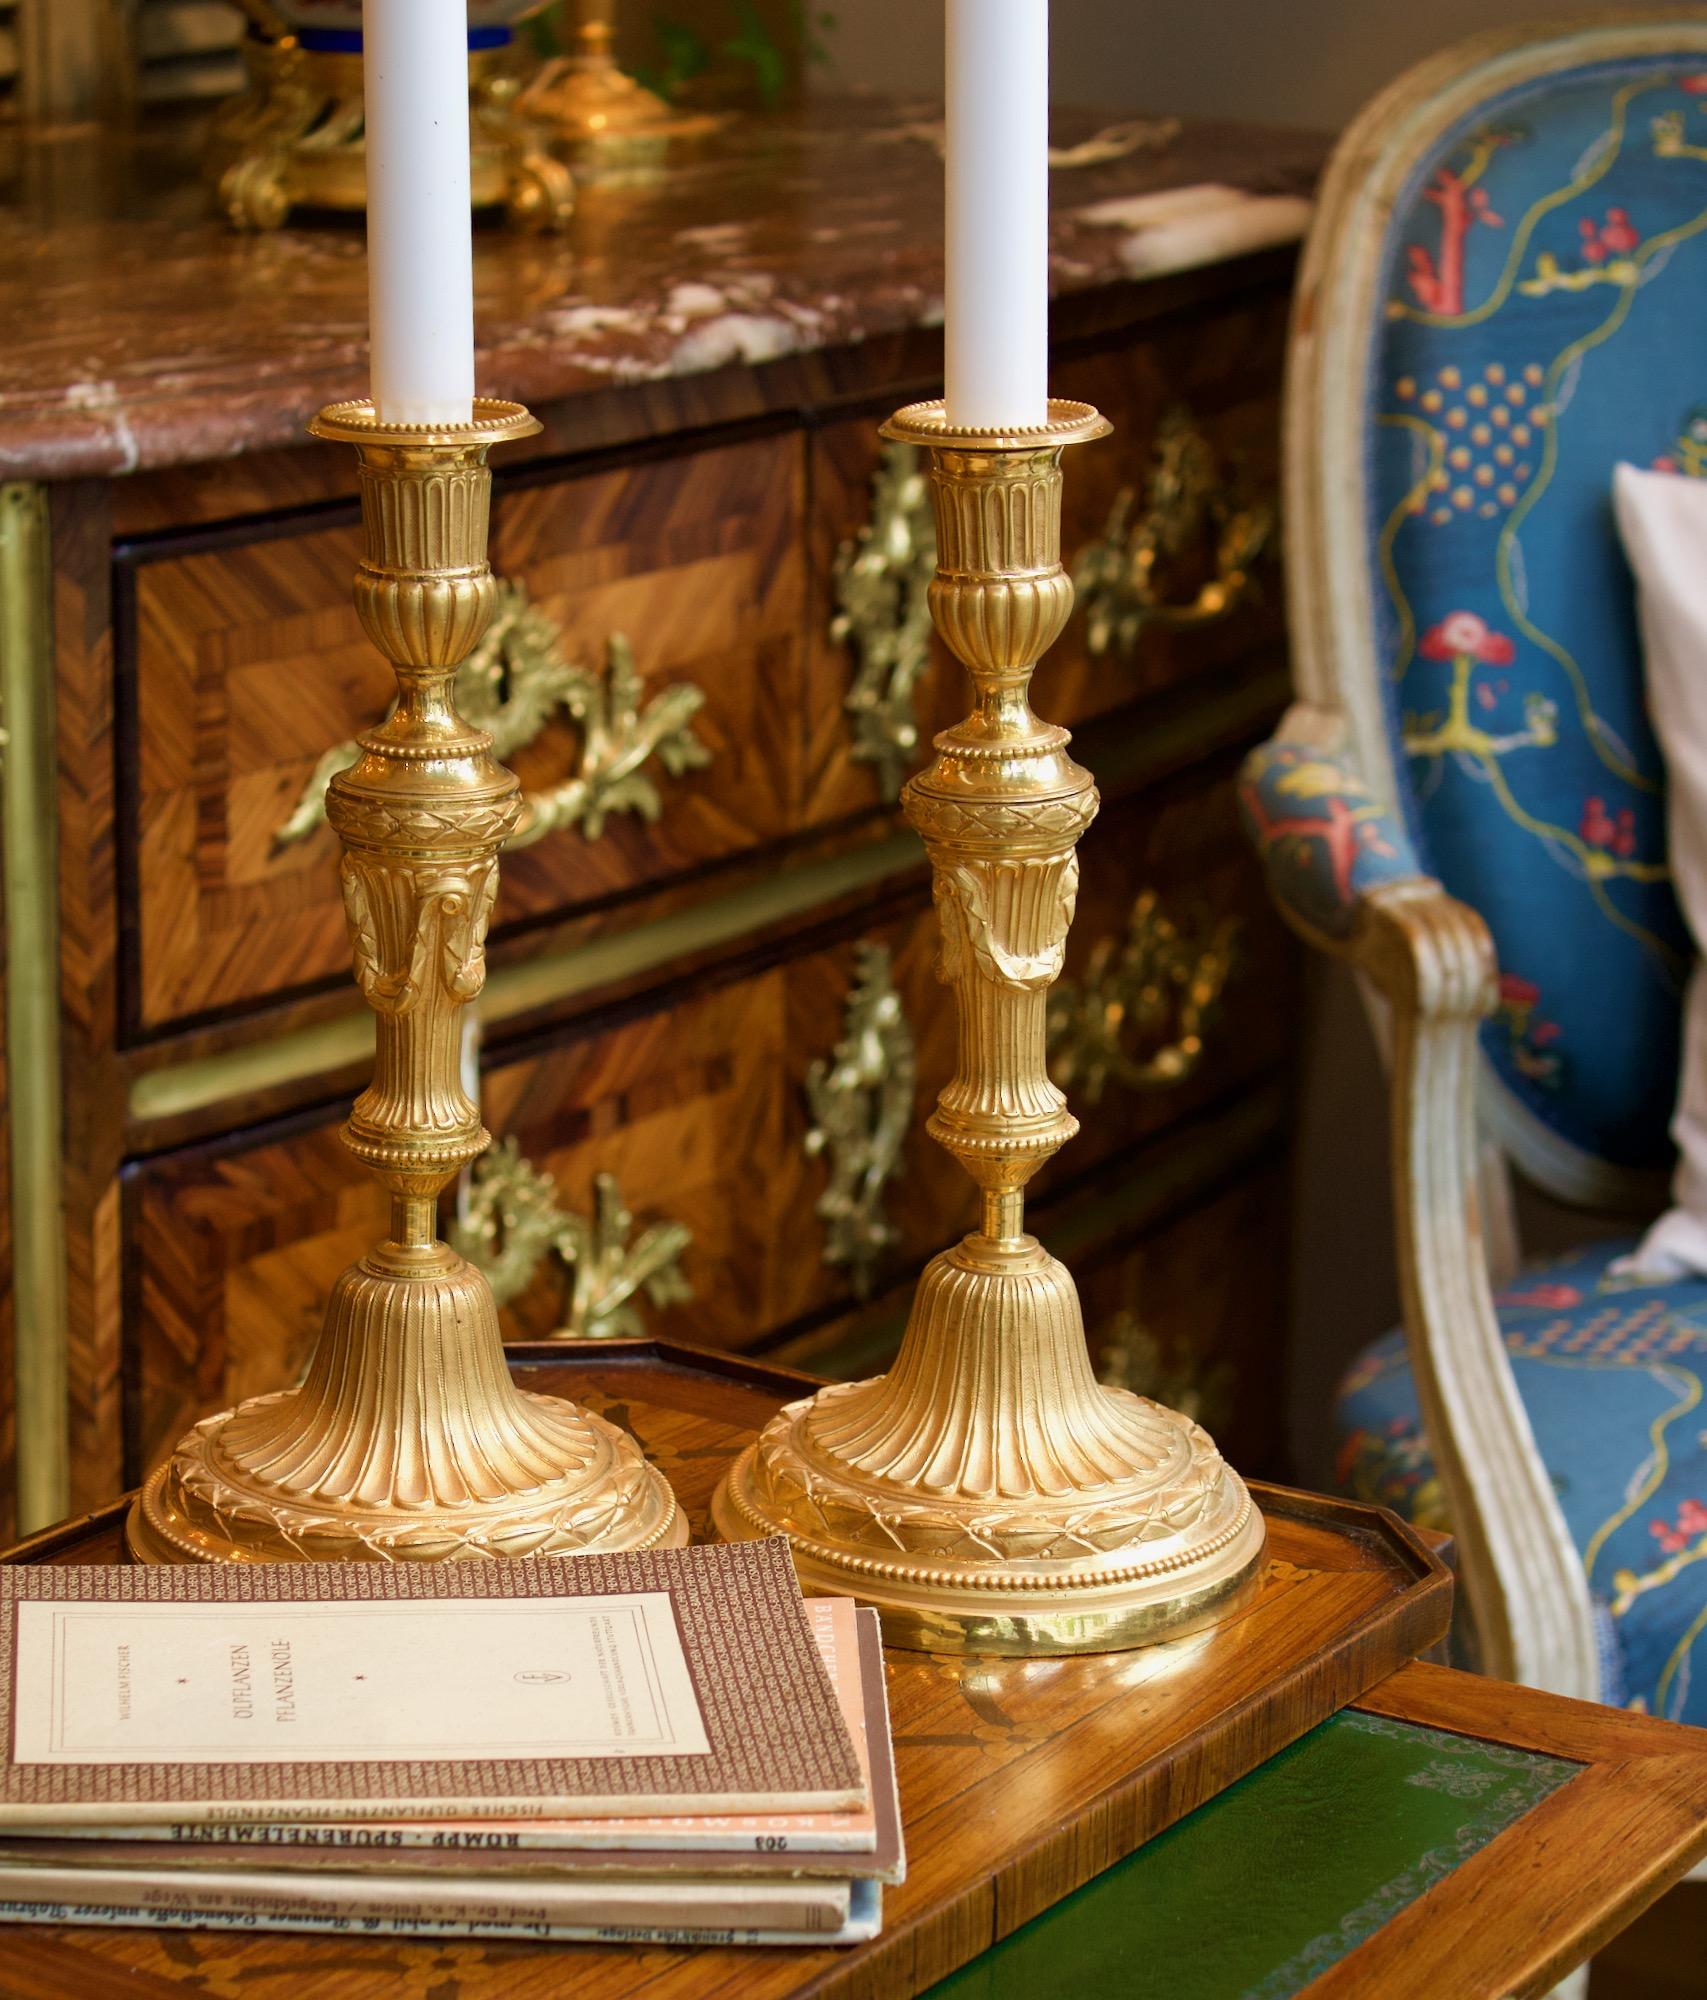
[
  {"xmin": 128, "ymin": 401, "xmax": 683, "ymax": 1564},
  {"xmin": 713, "ymin": 401, "xmax": 1265, "ymax": 1652}
]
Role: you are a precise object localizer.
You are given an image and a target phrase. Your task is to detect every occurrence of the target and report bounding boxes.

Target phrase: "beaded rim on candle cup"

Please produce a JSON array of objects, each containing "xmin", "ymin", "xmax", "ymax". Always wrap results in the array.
[
  {"xmin": 308, "ymin": 398, "xmax": 543, "ymax": 447},
  {"xmin": 880, "ymin": 398, "xmax": 1113, "ymax": 451}
]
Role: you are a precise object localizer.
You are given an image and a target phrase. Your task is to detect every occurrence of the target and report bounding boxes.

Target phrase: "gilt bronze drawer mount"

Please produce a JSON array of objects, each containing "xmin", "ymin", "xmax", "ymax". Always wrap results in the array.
[{"xmin": 274, "ymin": 578, "xmax": 711, "ymax": 853}]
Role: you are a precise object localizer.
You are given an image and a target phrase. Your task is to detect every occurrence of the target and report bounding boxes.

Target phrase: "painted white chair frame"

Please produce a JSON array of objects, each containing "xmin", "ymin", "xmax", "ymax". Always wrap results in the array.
[{"xmin": 1277, "ymin": 12, "xmax": 1707, "ymax": 1728}]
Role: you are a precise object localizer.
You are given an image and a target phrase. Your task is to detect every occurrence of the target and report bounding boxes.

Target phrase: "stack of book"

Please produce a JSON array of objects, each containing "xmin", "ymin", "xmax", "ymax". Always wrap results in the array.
[{"xmin": 0, "ymin": 1539, "xmax": 903, "ymax": 1947}]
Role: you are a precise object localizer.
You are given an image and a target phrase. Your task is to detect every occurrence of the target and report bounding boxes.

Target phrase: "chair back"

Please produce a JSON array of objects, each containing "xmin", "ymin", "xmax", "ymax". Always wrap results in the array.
[{"xmin": 1287, "ymin": 14, "xmax": 1707, "ymax": 1206}]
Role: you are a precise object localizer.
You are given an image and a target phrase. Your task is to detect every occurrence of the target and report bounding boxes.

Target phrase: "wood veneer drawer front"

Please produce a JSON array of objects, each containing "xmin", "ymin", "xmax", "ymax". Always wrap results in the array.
[
  {"xmin": 806, "ymin": 292, "xmax": 1288, "ymax": 821},
  {"xmin": 484, "ymin": 767, "xmax": 1293, "ymax": 1347},
  {"xmin": 121, "ymin": 764, "xmax": 1292, "ymax": 1484},
  {"xmin": 1073, "ymin": 1164, "xmax": 1289, "ymax": 1479},
  {"xmin": 121, "ymin": 431, "xmax": 804, "ymax": 1037},
  {"xmin": 126, "ymin": 949, "xmax": 915, "ymax": 1482},
  {"xmin": 1036, "ymin": 761, "xmax": 1297, "ymax": 1191}
]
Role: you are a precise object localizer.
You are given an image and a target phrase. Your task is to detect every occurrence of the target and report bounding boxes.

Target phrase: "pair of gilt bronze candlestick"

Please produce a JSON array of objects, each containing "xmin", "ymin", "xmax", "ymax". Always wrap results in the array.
[{"xmin": 127, "ymin": 394, "xmax": 1264, "ymax": 1655}]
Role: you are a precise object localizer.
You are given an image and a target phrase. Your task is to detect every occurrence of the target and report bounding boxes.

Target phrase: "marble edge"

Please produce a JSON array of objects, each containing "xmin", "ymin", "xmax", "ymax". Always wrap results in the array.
[{"xmin": 0, "ymin": 178, "xmax": 1316, "ymax": 484}]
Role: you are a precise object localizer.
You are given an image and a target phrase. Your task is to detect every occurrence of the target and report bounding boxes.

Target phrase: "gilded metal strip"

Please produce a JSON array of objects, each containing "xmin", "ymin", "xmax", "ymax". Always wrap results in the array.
[
  {"xmin": 0, "ymin": 484, "xmax": 71, "ymax": 1531},
  {"xmin": 129, "ymin": 826, "xmax": 927, "ymax": 1127}
]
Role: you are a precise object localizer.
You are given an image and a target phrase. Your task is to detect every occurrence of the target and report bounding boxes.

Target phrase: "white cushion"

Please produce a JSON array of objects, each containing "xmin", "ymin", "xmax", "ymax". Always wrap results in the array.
[{"xmin": 1613, "ymin": 463, "xmax": 1707, "ymax": 1276}]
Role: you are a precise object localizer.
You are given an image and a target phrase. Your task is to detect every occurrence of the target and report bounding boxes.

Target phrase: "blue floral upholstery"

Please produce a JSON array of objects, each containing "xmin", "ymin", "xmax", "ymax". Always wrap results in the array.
[
  {"xmin": 1238, "ymin": 741, "xmax": 1422, "ymax": 938},
  {"xmin": 1338, "ymin": 1241, "xmax": 1707, "ymax": 1723},
  {"xmin": 1367, "ymin": 58, "xmax": 1707, "ymax": 1172}
]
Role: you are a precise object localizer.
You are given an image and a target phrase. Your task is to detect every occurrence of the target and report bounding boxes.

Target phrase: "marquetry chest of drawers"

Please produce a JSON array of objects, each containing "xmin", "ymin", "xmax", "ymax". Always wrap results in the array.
[{"xmin": 0, "ymin": 100, "xmax": 1324, "ymax": 1537}]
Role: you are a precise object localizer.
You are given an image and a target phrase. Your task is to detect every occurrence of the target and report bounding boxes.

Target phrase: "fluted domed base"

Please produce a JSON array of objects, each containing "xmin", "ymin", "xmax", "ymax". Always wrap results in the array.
[
  {"xmin": 127, "ymin": 1242, "xmax": 684, "ymax": 1564},
  {"xmin": 713, "ymin": 1235, "xmax": 1264, "ymax": 1653}
]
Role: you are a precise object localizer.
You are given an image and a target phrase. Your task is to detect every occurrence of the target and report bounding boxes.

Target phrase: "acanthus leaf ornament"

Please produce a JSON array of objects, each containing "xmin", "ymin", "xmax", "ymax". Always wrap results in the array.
[
  {"xmin": 274, "ymin": 584, "xmax": 711, "ymax": 853},
  {"xmin": 804, "ymin": 941, "xmax": 917, "ymax": 1300},
  {"xmin": 453, "ymin": 1139, "xmax": 694, "ymax": 1341},
  {"xmin": 339, "ymin": 857, "xmax": 502, "ymax": 1019},
  {"xmin": 941, "ymin": 856, "xmax": 1078, "ymax": 991},
  {"xmin": 503, "ymin": 631, "xmax": 712, "ymax": 848},
  {"xmin": 1048, "ymin": 890, "xmax": 1240, "ymax": 1104},
  {"xmin": 1072, "ymin": 405, "xmax": 1274, "ymax": 659},
  {"xmin": 830, "ymin": 439, "xmax": 938, "ymax": 802}
]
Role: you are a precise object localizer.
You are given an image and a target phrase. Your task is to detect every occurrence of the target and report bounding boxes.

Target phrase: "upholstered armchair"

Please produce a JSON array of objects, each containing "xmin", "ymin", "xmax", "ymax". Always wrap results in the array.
[{"xmin": 1245, "ymin": 15, "xmax": 1707, "ymax": 1730}]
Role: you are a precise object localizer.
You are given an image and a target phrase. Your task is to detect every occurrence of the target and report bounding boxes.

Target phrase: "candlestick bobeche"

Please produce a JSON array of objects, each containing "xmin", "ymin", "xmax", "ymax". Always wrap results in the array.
[
  {"xmin": 127, "ymin": 400, "xmax": 684, "ymax": 1564},
  {"xmin": 713, "ymin": 400, "xmax": 1266, "ymax": 1653}
]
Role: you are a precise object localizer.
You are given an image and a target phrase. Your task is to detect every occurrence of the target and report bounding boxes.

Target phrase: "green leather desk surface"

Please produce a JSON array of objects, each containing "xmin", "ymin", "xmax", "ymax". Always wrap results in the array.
[{"xmin": 925, "ymin": 1706, "xmax": 1579, "ymax": 2000}]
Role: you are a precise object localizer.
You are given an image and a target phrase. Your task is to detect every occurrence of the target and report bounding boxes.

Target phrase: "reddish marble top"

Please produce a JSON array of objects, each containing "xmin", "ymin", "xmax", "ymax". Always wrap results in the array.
[{"xmin": 0, "ymin": 98, "xmax": 1324, "ymax": 482}]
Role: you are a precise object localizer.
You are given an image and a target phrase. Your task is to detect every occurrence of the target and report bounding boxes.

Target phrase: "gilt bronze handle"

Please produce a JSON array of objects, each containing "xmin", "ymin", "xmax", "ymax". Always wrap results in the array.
[
  {"xmin": 1072, "ymin": 406, "xmax": 1273, "ymax": 659},
  {"xmin": 276, "ymin": 581, "xmax": 710, "ymax": 851},
  {"xmin": 803, "ymin": 940, "xmax": 917, "ymax": 1300},
  {"xmin": 1096, "ymin": 1307, "xmax": 1235, "ymax": 1435},
  {"xmin": 1048, "ymin": 889, "xmax": 1240, "ymax": 1103},
  {"xmin": 452, "ymin": 1138, "xmax": 694, "ymax": 1341}
]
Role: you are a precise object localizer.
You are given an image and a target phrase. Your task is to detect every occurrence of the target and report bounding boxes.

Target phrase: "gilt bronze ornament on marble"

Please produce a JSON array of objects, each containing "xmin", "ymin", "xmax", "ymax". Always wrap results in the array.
[
  {"xmin": 208, "ymin": 28, "xmax": 573, "ymax": 233},
  {"xmin": 713, "ymin": 400, "xmax": 1265, "ymax": 1652},
  {"xmin": 521, "ymin": 0, "xmax": 721, "ymax": 175},
  {"xmin": 127, "ymin": 401, "xmax": 683, "ymax": 1564}
]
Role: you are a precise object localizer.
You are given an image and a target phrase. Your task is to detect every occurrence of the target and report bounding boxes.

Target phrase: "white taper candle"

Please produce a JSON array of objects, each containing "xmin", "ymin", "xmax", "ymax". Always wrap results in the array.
[
  {"xmin": 363, "ymin": 0, "xmax": 476, "ymax": 426},
  {"xmin": 943, "ymin": 0, "xmax": 1049, "ymax": 430}
]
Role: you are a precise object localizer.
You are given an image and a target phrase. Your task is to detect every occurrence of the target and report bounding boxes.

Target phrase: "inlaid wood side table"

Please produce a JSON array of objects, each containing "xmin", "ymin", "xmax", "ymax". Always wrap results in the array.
[{"xmin": 2, "ymin": 1342, "xmax": 1703, "ymax": 2000}]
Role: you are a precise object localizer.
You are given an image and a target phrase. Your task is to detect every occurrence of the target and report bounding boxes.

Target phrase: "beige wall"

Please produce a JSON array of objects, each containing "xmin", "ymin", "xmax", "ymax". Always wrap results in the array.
[{"xmin": 822, "ymin": 1, "xmax": 1662, "ymax": 128}]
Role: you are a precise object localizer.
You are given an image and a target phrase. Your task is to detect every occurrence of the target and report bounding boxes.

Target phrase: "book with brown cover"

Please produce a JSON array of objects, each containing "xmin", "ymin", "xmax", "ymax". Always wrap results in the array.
[
  {"xmin": 1, "ymin": 1607, "xmax": 906, "ymax": 1884},
  {"xmin": 0, "ymin": 1540, "xmax": 864, "ymax": 1827}
]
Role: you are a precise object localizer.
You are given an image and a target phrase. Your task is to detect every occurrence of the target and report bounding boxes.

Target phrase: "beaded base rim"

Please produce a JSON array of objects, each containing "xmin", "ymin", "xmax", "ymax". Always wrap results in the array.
[
  {"xmin": 126, "ymin": 1394, "xmax": 686, "ymax": 1565},
  {"xmin": 716, "ymin": 1442, "xmax": 1262, "ymax": 1592},
  {"xmin": 712, "ymin": 1446, "xmax": 1267, "ymax": 1655}
]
